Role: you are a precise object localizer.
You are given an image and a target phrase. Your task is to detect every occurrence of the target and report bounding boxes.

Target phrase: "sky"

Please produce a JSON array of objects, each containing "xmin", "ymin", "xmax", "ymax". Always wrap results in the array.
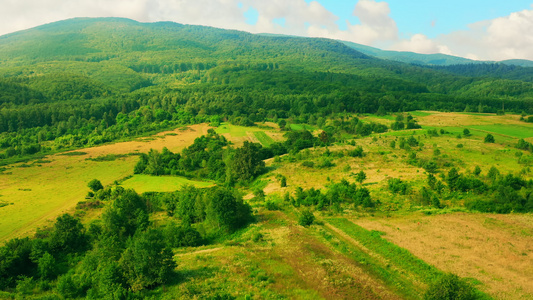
[{"xmin": 1, "ymin": 0, "xmax": 533, "ymax": 61}]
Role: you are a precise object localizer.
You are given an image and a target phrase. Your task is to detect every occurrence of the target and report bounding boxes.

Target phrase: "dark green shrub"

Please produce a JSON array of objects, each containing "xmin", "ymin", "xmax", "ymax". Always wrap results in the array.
[
  {"xmin": 298, "ymin": 210, "xmax": 315, "ymax": 227},
  {"xmin": 424, "ymin": 273, "xmax": 477, "ymax": 300},
  {"xmin": 484, "ymin": 134, "xmax": 495, "ymax": 143}
]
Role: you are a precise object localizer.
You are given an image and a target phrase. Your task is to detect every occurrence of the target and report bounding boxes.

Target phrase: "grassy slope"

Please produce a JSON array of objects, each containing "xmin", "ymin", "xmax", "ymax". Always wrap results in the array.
[{"xmin": 1, "ymin": 112, "xmax": 532, "ymax": 298}]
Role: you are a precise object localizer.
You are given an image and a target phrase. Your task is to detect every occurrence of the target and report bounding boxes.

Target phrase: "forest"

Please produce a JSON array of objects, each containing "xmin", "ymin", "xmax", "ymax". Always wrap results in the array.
[{"xmin": 0, "ymin": 18, "xmax": 533, "ymax": 162}]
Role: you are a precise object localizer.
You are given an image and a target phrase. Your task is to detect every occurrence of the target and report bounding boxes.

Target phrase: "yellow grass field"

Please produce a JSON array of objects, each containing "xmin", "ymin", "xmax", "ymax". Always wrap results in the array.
[
  {"xmin": 354, "ymin": 213, "xmax": 533, "ymax": 299},
  {"xmin": 0, "ymin": 124, "xmax": 212, "ymax": 242}
]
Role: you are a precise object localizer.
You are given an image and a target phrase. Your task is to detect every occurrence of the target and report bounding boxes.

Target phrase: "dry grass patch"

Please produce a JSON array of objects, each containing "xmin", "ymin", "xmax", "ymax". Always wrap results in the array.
[
  {"xmin": 252, "ymin": 210, "xmax": 401, "ymax": 299},
  {"xmin": 81, "ymin": 123, "xmax": 211, "ymax": 157},
  {"xmin": 417, "ymin": 112, "xmax": 524, "ymax": 127},
  {"xmin": 0, "ymin": 124, "xmax": 213, "ymax": 243},
  {"xmin": 353, "ymin": 213, "xmax": 533, "ymax": 299}
]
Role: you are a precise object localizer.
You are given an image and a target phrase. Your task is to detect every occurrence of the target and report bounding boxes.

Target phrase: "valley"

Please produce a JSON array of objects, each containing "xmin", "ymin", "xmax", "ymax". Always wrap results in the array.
[{"xmin": 1, "ymin": 17, "xmax": 533, "ymax": 299}]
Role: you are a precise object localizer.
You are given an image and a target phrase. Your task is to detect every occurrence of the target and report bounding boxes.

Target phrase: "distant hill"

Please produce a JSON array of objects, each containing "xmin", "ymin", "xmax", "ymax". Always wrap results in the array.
[
  {"xmin": 340, "ymin": 40, "xmax": 479, "ymax": 66},
  {"xmin": 0, "ymin": 17, "xmax": 532, "ymax": 151}
]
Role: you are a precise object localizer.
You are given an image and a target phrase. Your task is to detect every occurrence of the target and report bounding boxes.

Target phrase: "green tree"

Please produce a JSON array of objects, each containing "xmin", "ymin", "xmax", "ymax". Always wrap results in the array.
[
  {"xmin": 473, "ymin": 166, "xmax": 482, "ymax": 176},
  {"xmin": 487, "ymin": 166, "xmax": 500, "ymax": 182},
  {"xmin": 298, "ymin": 210, "xmax": 315, "ymax": 227},
  {"xmin": 280, "ymin": 176, "xmax": 287, "ymax": 187},
  {"xmin": 120, "ymin": 229, "xmax": 176, "ymax": 292},
  {"xmin": 0, "ymin": 238, "xmax": 34, "ymax": 289},
  {"xmin": 37, "ymin": 252, "xmax": 56, "ymax": 280},
  {"xmin": 49, "ymin": 214, "xmax": 88, "ymax": 254},
  {"xmin": 355, "ymin": 171, "xmax": 366, "ymax": 184},
  {"xmin": 484, "ymin": 134, "xmax": 495, "ymax": 143},
  {"xmin": 102, "ymin": 189, "xmax": 148, "ymax": 239},
  {"xmin": 87, "ymin": 179, "xmax": 103, "ymax": 192},
  {"xmin": 228, "ymin": 141, "xmax": 265, "ymax": 183},
  {"xmin": 205, "ymin": 187, "xmax": 252, "ymax": 232},
  {"xmin": 446, "ymin": 168, "xmax": 461, "ymax": 191}
]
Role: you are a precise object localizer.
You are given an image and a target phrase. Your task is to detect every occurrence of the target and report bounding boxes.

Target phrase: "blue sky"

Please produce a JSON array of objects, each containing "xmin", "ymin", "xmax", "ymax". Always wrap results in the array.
[
  {"xmin": 1, "ymin": 0, "xmax": 533, "ymax": 61},
  {"xmin": 312, "ymin": 0, "xmax": 533, "ymax": 38}
]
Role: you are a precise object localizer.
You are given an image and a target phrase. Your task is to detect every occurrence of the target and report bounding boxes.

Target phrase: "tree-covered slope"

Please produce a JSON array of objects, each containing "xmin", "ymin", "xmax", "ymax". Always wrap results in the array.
[
  {"xmin": 1, "ymin": 17, "xmax": 532, "ymax": 100},
  {"xmin": 0, "ymin": 17, "xmax": 532, "ymax": 161}
]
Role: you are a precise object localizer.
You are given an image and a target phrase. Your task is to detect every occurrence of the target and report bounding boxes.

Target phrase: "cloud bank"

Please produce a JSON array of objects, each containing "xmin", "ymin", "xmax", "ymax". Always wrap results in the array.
[{"xmin": 1, "ymin": 0, "xmax": 532, "ymax": 61}]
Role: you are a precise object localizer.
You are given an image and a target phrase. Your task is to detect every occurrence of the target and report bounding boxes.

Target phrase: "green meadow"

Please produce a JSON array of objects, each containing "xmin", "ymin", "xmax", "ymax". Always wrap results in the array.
[
  {"xmin": 121, "ymin": 174, "xmax": 214, "ymax": 193},
  {"xmin": 469, "ymin": 124, "xmax": 533, "ymax": 139},
  {"xmin": 253, "ymin": 131, "xmax": 275, "ymax": 147}
]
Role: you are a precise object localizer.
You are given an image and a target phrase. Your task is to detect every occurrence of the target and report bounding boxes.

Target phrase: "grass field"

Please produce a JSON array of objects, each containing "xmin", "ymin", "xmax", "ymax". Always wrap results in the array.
[
  {"xmin": 216, "ymin": 123, "xmax": 253, "ymax": 137},
  {"xmin": 0, "ymin": 122, "xmax": 285, "ymax": 243},
  {"xmin": 2, "ymin": 112, "xmax": 533, "ymax": 299},
  {"xmin": 121, "ymin": 175, "xmax": 214, "ymax": 193},
  {"xmin": 253, "ymin": 131, "xmax": 275, "ymax": 147},
  {"xmin": 469, "ymin": 124, "xmax": 533, "ymax": 139},
  {"xmin": 0, "ymin": 155, "xmax": 137, "ymax": 241},
  {"xmin": 354, "ymin": 213, "xmax": 533, "ymax": 299},
  {"xmin": 167, "ymin": 210, "xmax": 401, "ymax": 299},
  {"xmin": 290, "ymin": 124, "xmax": 317, "ymax": 131}
]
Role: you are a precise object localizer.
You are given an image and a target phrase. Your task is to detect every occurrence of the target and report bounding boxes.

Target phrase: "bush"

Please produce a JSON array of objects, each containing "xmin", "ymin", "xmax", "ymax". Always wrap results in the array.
[
  {"xmin": 348, "ymin": 146, "xmax": 364, "ymax": 157},
  {"xmin": 484, "ymin": 134, "xmax": 495, "ymax": 143},
  {"xmin": 424, "ymin": 273, "xmax": 477, "ymax": 300},
  {"xmin": 301, "ymin": 161, "xmax": 314, "ymax": 168},
  {"xmin": 87, "ymin": 179, "xmax": 103, "ymax": 192},
  {"xmin": 298, "ymin": 210, "xmax": 315, "ymax": 227},
  {"xmin": 388, "ymin": 178, "xmax": 410, "ymax": 195},
  {"xmin": 265, "ymin": 200, "xmax": 281, "ymax": 211}
]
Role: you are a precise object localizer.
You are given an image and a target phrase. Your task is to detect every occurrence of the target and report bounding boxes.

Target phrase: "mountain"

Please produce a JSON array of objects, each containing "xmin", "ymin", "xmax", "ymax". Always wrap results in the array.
[
  {"xmin": 0, "ymin": 17, "xmax": 532, "ymax": 160},
  {"xmin": 340, "ymin": 40, "xmax": 478, "ymax": 66},
  {"xmin": 340, "ymin": 40, "xmax": 533, "ymax": 68},
  {"xmin": 501, "ymin": 59, "xmax": 533, "ymax": 68}
]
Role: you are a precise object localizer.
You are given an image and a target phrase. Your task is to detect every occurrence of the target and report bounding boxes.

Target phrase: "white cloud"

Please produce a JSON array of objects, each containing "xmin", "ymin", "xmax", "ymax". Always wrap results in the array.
[
  {"xmin": 437, "ymin": 6, "xmax": 533, "ymax": 61},
  {"xmin": 306, "ymin": 0, "xmax": 399, "ymax": 48},
  {"xmin": 392, "ymin": 34, "xmax": 452, "ymax": 55},
  {"xmin": 0, "ymin": 0, "xmax": 248, "ymax": 36},
  {"xmin": 350, "ymin": 0, "xmax": 397, "ymax": 44},
  {"xmin": 242, "ymin": 0, "xmax": 338, "ymax": 36}
]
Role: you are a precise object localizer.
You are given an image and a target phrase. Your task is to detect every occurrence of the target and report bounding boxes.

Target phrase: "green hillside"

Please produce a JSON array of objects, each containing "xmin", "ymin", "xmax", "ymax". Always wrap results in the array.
[
  {"xmin": 0, "ymin": 17, "xmax": 531, "ymax": 162},
  {"xmin": 2, "ymin": 18, "xmax": 533, "ymax": 299}
]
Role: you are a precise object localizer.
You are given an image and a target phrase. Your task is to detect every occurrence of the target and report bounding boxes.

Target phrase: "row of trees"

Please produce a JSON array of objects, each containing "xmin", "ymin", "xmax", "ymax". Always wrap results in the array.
[{"xmin": 133, "ymin": 128, "xmax": 333, "ymax": 184}]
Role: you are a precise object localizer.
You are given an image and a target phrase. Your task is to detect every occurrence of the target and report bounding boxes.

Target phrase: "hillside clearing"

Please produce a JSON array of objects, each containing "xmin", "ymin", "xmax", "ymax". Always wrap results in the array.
[{"xmin": 121, "ymin": 174, "xmax": 214, "ymax": 193}]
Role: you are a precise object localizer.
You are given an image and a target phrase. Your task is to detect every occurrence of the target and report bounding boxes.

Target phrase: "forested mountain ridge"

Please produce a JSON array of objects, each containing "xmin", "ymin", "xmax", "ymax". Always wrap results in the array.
[
  {"xmin": 1, "ymin": 17, "xmax": 533, "ymax": 100},
  {"xmin": 0, "ymin": 17, "xmax": 532, "ymax": 161}
]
